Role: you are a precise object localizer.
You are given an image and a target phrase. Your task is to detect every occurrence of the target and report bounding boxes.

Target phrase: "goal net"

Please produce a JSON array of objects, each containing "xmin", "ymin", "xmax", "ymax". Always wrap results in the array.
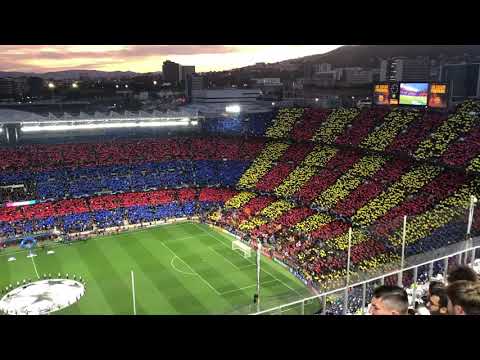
[{"xmin": 232, "ymin": 240, "xmax": 251, "ymax": 258}]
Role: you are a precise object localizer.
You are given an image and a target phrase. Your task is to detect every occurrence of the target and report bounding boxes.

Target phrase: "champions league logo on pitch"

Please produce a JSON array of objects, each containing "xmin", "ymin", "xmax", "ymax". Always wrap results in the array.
[{"xmin": 0, "ymin": 279, "xmax": 85, "ymax": 315}]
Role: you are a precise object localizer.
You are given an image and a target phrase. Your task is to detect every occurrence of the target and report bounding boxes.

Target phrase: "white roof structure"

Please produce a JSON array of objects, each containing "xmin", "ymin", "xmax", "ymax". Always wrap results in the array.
[
  {"xmin": 0, "ymin": 109, "xmax": 200, "ymax": 125},
  {"xmin": 0, "ymin": 109, "xmax": 46, "ymax": 124}
]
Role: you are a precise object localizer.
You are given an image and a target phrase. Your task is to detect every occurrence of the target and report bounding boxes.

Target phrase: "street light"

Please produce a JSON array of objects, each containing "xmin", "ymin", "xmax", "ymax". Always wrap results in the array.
[
  {"xmin": 153, "ymin": 80, "xmax": 157, "ymax": 86},
  {"xmin": 115, "ymin": 85, "xmax": 119, "ymax": 89},
  {"xmin": 72, "ymin": 82, "xmax": 78, "ymax": 89}
]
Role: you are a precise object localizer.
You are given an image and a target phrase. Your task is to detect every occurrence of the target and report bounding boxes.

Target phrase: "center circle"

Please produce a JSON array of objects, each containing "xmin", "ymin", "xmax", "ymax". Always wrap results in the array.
[{"xmin": 0, "ymin": 279, "xmax": 85, "ymax": 315}]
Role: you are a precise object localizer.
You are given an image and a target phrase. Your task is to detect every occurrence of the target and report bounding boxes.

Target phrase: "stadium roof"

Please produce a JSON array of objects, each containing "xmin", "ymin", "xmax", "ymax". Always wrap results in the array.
[{"xmin": 0, "ymin": 109, "xmax": 200, "ymax": 125}]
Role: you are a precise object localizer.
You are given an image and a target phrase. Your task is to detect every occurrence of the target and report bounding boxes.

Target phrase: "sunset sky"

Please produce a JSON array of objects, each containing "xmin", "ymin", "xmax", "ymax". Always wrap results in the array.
[{"xmin": 0, "ymin": 45, "xmax": 342, "ymax": 73}]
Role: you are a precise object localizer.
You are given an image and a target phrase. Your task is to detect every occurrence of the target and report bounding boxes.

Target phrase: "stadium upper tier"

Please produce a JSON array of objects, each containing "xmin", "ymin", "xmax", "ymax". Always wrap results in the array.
[{"xmin": 1, "ymin": 100, "xmax": 480, "ymax": 290}]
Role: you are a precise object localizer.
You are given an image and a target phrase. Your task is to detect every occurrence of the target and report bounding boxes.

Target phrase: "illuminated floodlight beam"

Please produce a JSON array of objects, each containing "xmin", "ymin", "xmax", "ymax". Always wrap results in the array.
[
  {"xmin": 225, "ymin": 104, "xmax": 241, "ymax": 114},
  {"xmin": 21, "ymin": 120, "xmax": 197, "ymax": 132},
  {"xmin": 24, "ymin": 116, "xmax": 195, "ymax": 125}
]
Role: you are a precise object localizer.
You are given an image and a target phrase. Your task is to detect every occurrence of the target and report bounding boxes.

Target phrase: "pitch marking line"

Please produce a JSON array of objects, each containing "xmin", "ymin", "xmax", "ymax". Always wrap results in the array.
[
  {"xmin": 209, "ymin": 246, "xmax": 241, "ymax": 270},
  {"xmin": 159, "ymin": 240, "xmax": 222, "ymax": 296},
  {"xmin": 219, "ymin": 279, "xmax": 278, "ymax": 296},
  {"xmin": 170, "ymin": 256, "xmax": 197, "ymax": 276},
  {"xmin": 194, "ymin": 223, "xmax": 302, "ymax": 297},
  {"xmin": 30, "ymin": 256, "xmax": 40, "ymax": 279},
  {"xmin": 193, "ymin": 223, "xmax": 232, "ymax": 250}
]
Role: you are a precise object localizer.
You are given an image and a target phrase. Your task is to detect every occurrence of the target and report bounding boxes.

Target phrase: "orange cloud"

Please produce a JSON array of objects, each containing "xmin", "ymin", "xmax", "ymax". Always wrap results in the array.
[{"xmin": 0, "ymin": 45, "xmax": 342, "ymax": 73}]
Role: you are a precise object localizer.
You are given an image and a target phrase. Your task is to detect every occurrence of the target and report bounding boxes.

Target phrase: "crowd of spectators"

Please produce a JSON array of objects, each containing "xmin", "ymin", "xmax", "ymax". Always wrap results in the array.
[
  {"xmin": 414, "ymin": 100, "xmax": 480, "ymax": 161},
  {"xmin": 312, "ymin": 108, "xmax": 360, "ymax": 144},
  {"xmin": 0, "ymin": 137, "xmax": 265, "ymax": 173},
  {"xmin": 359, "ymin": 108, "xmax": 423, "ymax": 152},
  {"xmin": 201, "ymin": 112, "xmax": 274, "ymax": 136},
  {"xmin": 265, "ymin": 108, "xmax": 304, "ymax": 139},
  {"xmin": 291, "ymin": 108, "xmax": 331, "ymax": 141},
  {"xmin": 0, "ymin": 188, "xmax": 238, "ymax": 238},
  {"xmin": 335, "ymin": 108, "xmax": 389, "ymax": 147}
]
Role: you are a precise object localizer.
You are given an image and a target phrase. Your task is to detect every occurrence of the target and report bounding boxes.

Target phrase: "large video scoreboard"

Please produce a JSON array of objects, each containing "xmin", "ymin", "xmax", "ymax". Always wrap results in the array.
[{"xmin": 373, "ymin": 82, "xmax": 448, "ymax": 109}]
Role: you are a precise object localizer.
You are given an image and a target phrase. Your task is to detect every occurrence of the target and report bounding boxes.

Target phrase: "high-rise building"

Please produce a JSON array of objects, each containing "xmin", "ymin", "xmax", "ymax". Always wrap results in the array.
[
  {"xmin": 380, "ymin": 58, "xmax": 430, "ymax": 82},
  {"xmin": 440, "ymin": 63, "xmax": 480, "ymax": 102},
  {"xmin": 162, "ymin": 60, "xmax": 181, "ymax": 85},
  {"xmin": 180, "ymin": 66, "xmax": 195, "ymax": 85},
  {"xmin": 185, "ymin": 74, "xmax": 207, "ymax": 103}
]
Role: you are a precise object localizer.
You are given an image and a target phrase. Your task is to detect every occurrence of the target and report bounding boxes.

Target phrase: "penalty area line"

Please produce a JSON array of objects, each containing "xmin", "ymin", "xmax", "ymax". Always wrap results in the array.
[{"xmin": 194, "ymin": 223, "xmax": 302, "ymax": 297}]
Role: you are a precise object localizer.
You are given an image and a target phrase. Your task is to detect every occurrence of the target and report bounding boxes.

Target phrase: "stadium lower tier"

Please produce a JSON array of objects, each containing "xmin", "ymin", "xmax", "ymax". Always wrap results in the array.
[{"xmin": 0, "ymin": 187, "xmax": 238, "ymax": 238}]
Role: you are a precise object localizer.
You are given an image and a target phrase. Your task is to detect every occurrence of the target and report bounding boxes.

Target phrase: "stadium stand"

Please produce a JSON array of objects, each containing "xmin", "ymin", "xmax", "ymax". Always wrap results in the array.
[{"xmin": 1, "ymin": 101, "xmax": 480, "ymax": 306}]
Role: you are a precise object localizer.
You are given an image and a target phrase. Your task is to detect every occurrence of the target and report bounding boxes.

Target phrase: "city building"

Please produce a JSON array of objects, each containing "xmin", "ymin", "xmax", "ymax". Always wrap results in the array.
[
  {"xmin": 380, "ymin": 57, "xmax": 430, "ymax": 82},
  {"xmin": 314, "ymin": 63, "xmax": 332, "ymax": 73},
  {"xmin": 180, "ymin": 65, "xmax": 195, "ymax": 85},
  {"xmin": 304, "ymin": 72, "xmax": 337, "ymax": 88},
  {"xmin": 338, "ymin": 67, "xmax": 375, "ymax": 85},
  {"xmin": 162, "ymin": 60, "xmax": 181, "ymax": 85},
  {"xmin": 0, "ymin": 78, "xmax": 16, "ymax": 99},
  {"xmin": 27, "ymin": 77, "xmax": 44, "ymax": 97},
  {"xmin": 185, "ymin": 75, "xmax": 207, "ymax": 103},
  {"xmin": 0, "ymin": 78, "xmax": 30, "ymax": 99},
  {"xmin": 253, "ymin": 78, "xmax": 283, "ymax": 100},
  {"xmin": 440, "ymin": 62, "xmax": 480, "ymax": 102}
]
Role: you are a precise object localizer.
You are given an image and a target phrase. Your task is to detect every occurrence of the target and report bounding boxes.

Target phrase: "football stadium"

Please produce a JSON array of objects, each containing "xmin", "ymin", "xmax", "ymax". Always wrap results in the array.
[{"xmin": 1, "ymin": 96, "xmax": 480, "ymax": 315}]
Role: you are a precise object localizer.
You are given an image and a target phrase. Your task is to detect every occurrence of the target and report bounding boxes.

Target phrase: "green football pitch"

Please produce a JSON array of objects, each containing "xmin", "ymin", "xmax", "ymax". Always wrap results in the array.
[
  {"xmin": 399, "ymin": 95, "xmax": 427, "ymax": 106},
  {"xmin": 0, "ymin": 222, "xmax": 315, "ymax": 315}
]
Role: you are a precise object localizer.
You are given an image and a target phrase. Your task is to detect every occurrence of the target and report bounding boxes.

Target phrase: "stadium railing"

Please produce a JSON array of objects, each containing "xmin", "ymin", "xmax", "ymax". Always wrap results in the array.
[{"xmin": 248, "ymin": 237, "xmax": 480, "ymax": 315}]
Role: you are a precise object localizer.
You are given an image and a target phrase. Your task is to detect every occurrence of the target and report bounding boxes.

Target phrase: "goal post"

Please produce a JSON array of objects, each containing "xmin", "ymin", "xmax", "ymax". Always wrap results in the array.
[{"xmin": 232, "ymin": 240, "xmax": 251, "ymax": 258}]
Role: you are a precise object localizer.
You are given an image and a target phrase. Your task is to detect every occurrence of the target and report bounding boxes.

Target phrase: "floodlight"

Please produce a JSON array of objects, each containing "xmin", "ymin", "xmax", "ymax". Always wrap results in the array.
[{"xmin": 225, "ymin": 104, "xmax": 241, "ymax": 113}]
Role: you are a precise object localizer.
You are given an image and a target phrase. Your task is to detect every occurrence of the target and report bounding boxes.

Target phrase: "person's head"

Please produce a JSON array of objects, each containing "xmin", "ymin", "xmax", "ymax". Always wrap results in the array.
[
  {"xmin": 424, "ymin": 281, "xmax": 445, "ymax": 303},
  {"xmin": 446, "ymin": 280, "xmax": 480, "ymax": 315},
  {"xmin": 369, "ymin": 285, "xmax": 409, "ymax": 315},
  {"xmin": 427, "ymin": 287, "xmax": 448, "ymax": 315},
  {"xmin": 447, "ymin": 265, "xmax": 478, "ymax": 284}
]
